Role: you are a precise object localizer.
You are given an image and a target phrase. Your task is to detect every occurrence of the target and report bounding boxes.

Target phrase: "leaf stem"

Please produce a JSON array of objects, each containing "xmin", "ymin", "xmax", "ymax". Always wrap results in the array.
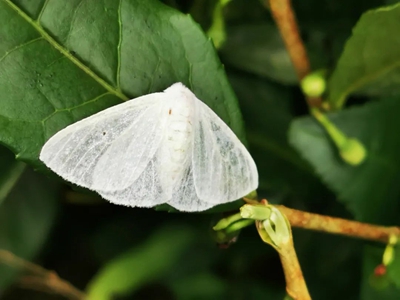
[
  {"xmin": 266, "ymin": 0, "xmax": 322, "ymax": 108},
  {"xmin": 207, "ymin": 0, "xmax": 232, "ymax": 49},
  {"xmin": 0, "ymin": 249, "xmax": 86, "ymax": 300},
  {"xmin": 276, "ymin": 205, "xmax": 400, "ymax": 243},
  {"xmin": 310, "ymin": 108, "xmax": 367, "ymax": 165}
]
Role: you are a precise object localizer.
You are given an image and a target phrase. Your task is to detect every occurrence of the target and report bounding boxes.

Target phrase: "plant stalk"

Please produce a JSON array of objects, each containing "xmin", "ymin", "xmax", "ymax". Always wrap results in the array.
[
  {"xmin": 279, "ymin": 239, "xmax": 311, "ymax": 300},
  {"xmin": 266, "ymin": 0, "xmax": 322, "ymax": 108},
  {"xmin": 277, "ymin": 205, "xmax": 400, "ymax": 243},
  {"xmin": 0, "ymin": 249, "xmax": 86, "ymax": 300}
]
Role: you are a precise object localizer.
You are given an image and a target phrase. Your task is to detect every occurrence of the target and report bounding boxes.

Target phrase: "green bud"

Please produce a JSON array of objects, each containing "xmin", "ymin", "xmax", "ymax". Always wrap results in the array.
[
  {"xmin": 256, "ymin": 220, "xmax": 275, "ymax": 247},
  {"xmin": 389, "ymin": 234, "xmax": 398, "ymax": 245},
  {"xmin": 339, "ymin": 138, "xmax": 367, "ymax": 166},
  {"xmin": 213, "ymin": 212, "xmax": 243, "ymax": 230},
  {"xmin": 382, "ymin": 234, "xmax": 398, "ymax": 266},
  {"xmin": 301, "ymin": 71, "xmax": 327, "ymax": 98},
  {"xmin": 240, "ymin": 204, "xmax": 271, "ymax": 220},
  {"xmin": 255, "ymin": 206, "xmax": 291, "ymax": 250},
  {"xmin": 262, "ymin": 207, "xmax": 291, "ymax": 248},
  {"xmin": 383, "ymin": 245, "xmax": 395, "ymax": 266}
]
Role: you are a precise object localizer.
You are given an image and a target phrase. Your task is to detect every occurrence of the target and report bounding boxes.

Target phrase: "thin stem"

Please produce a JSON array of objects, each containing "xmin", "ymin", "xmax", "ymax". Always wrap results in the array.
[
  {"xmin": 279, "ymin": 239, "xmax": 311, "ymax": 300},
  {"xmin": 266, "ymin": 0, "xmax": 322, "ymax": 108},
  {"xmin": 311, "ymin": 108, "xmax": 346, "ymax": 147},
  {"xmin": 311, "ymin": 108, "xmax": 367, "ymax": 165},
  {"xmin": 276, "ymin": 205, "xmax": 400, "ymax": 243},
  {"xmin": 267, "ymin": 0, "xmax": 309, "ymax": 79},
  {"xmin": 0, "ymin": 249, "xmax": 86, "ymax": 300}
]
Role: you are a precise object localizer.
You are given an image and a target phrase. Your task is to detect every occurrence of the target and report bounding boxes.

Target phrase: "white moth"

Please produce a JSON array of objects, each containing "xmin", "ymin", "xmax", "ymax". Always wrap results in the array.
[{"xmin": 40, "ymin": 83, "xmax": 258, "ymax": 212}]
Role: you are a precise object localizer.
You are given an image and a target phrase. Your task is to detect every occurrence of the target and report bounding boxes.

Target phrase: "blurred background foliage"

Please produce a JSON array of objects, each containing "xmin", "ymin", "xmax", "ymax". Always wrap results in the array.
[{"xmin": 1, "ymin": 0, "xmax": 400, "ymax": 299}]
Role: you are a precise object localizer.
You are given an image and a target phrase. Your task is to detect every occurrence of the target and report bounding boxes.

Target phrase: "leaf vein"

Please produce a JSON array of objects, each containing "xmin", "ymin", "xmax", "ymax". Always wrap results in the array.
[
  {"xmin": 0, "ymin": 37, "xmax": 43, "ymax": 63},
  {"xmin": 116, "ymin": 0, "xmax": 123, "ymax": 89},
  {"xmin": 65, "ymin": 0, "xmax": 85, "ymax": 45},
  {"xmin": 37, "ymin": 0, "xmax": 50, "ymax": 21},
  {"xmin": 333, "ymin": 62, "xmax": 400, "ymax": 108},
  {"xmin": 41, "ymin": 92, "xmax": 114, "ymax": 124},
  {"xmin": 4, "ymin": 0, "xmax": 129, "ymax": 102}
]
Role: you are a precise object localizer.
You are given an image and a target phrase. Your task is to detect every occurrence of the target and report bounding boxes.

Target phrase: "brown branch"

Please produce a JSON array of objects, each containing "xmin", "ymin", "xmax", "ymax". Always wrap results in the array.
[
  {"xmin": 266, "ymin": 0, "xmax": 322, "ymax": 108},
  {"xmin": 278, "ymin": 238, "xmax": 311, "ymax": 300},
  {"xmin": 267, "ymin": 0, "xmax": 309, "ymax": 79},
  {"xmin": 0, "ymin": 249, "xmax": 86, "ymax": 300},
  {"xmin": 243, "ymin": 198, "xmax": 400, "ymax": 243},
  {"xmin": 247, "ymin": 199, "xmax": 400, "ymax": 299},
  {"xmin": 276, "ymin": 205, "xmax": 400, "ymax": 243}
]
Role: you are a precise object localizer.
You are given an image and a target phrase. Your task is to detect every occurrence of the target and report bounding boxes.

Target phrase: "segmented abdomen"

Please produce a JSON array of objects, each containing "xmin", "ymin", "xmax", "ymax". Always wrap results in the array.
[{"xmin": 158, "ymin": 97, "xmax": 194, "ymax": 197}]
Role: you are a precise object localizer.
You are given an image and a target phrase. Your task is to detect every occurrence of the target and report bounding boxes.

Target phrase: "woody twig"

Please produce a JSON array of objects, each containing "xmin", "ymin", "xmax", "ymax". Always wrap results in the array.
[{"xmin": 0, "ymin": 249, "xmax": 86, "ymax": 300}]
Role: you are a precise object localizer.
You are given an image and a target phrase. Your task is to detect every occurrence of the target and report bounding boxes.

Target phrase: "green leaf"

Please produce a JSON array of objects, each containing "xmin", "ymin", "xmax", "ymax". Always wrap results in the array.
[
  {"xmin": 0, "ymin": 147, "xmax": 59, "ymax": 288},
  {"xmin": 86, "ymin": 224, "xmax": 195, "ymax": 300},
  {"xmin": 0, "ymin": 0, "xmax": 245, "ymax": 168},
  {"xmin": 221, "ymin": 24, "xmax": 297, "ymax": 84},
  {"xmin": 289, "ymin": 98, "xmax": 400, "ymax": 223},
  {"xmin": 328, "ymin": 3, "xmax": 400, "ymax": 109}
]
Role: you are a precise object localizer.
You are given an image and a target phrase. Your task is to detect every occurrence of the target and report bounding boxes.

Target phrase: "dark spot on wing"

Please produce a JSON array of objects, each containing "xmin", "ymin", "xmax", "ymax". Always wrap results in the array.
[{"xmin": 103, "ymin": 132, "xmax": 106, "ymax": 136}]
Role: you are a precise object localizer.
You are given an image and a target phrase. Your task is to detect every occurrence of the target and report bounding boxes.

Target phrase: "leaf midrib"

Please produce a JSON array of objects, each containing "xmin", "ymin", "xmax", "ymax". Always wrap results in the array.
[
  {"xmin": 4, "ymin": 0, "xmax": 129, "ymax": 101},
  {"xmin": 331, "ymin": 59, "xmax": 400, "ymax": 109}
]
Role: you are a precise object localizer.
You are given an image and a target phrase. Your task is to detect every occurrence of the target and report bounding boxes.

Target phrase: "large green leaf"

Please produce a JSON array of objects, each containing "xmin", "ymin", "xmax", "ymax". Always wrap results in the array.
[
  {"xmin": 328, "ymin": 3, "xmax": 400, "ymax": 109},
  {"xmin": 0, "ymin": 0, "xmax": 245, "ymax": 168},
  {"xmin": 86, "ymin": 224, "xmax": 195, "ymax": 300},
  {"xmin": 289, "ymin": 98, "xmax": 400, "ymax": 223},
  {"xmin": 221, "ymin": 24, "xmax": 297, "ymax": 84},
  {"xmin": 0, "ymin": 146, "xmax": 59, "ymax": 288}
]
